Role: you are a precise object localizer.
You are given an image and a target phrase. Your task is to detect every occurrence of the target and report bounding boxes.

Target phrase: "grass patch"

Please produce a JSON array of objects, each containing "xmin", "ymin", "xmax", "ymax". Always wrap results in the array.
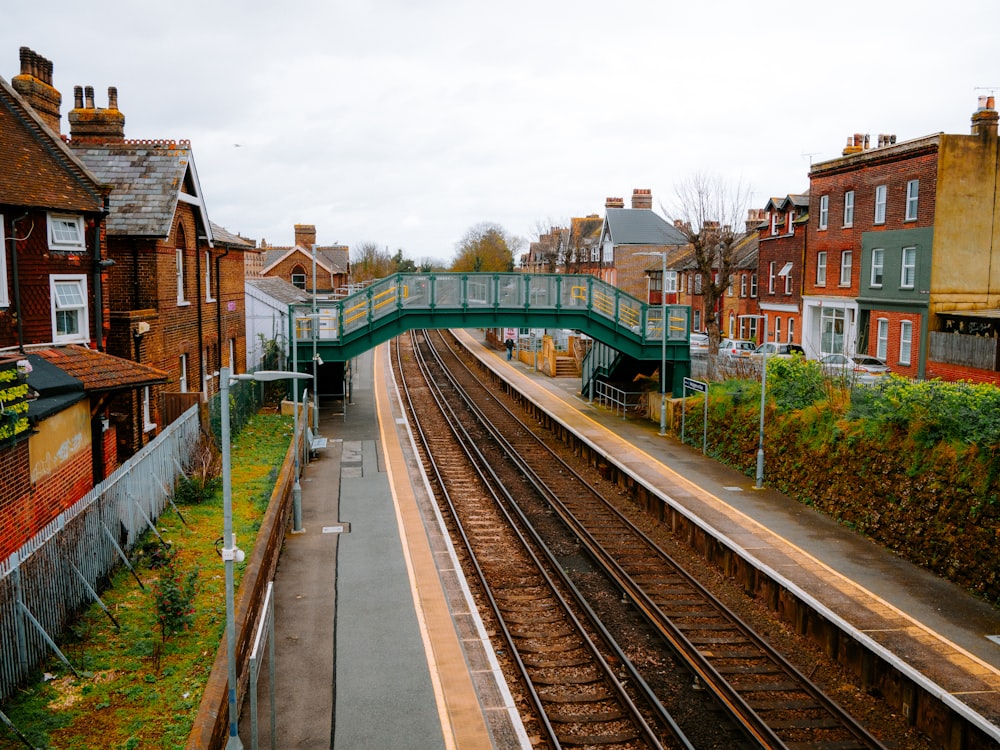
[{"xmin": 0, "ymin": 412, "xmax": 292, "ymax": 750}]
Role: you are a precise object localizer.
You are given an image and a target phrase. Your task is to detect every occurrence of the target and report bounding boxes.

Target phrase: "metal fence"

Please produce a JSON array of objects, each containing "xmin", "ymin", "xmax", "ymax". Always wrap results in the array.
[{"xmin": 0, "ymin": 405, "xmax": 202, "ymax": 703}]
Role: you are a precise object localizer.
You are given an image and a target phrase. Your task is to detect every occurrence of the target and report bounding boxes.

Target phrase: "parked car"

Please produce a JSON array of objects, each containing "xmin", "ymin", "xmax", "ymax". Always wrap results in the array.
[
  {"xmin": 819, "ymin": 353, "xmax": 891, "ymax": 385},
  {"xmin": 718, "ymin": 338, "xmax": 756, "ymax": 358},
  {"xmin": 689, "ymin": 332, "xmax": 710, "ymax": 354},
  {"xmin": 749, "ymin": 342, "xmax": 806, "ymax": 360}
]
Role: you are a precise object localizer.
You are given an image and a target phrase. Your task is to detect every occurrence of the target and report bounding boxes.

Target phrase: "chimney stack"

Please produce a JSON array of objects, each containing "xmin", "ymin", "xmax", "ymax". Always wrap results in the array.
[
  {"xmin": 842, "ymin": 133, "xmax": 869, "ymax": 156},
  {"xmin": 294, "ymin": 224, "xmax": 317, "ymax": 248},
  {"xmin": 631, "ymin": 188, "xmax": 652, "ymax": 210},
  {"xmin": 11, "ymin": 47, "xmax": 62, "ymax": 133},
  {"xmin": 68, "ymin": 85, "xmax": 126, "ymax": 144},
  {"xmin": 605, "ymin": 197, "xmax": 624, "ymax": 209},
  {"xmin": 972, "ymin": 95, "xmax": 998, "ymax": 138}
]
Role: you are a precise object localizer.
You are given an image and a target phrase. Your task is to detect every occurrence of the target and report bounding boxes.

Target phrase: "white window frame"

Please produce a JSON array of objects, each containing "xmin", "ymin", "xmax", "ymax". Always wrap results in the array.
[
  {"xmin": 291, "ymin": 273, "xmax": 306, "ymax": 289},
  {"xmin": 740, "ymin": 274, "xmax": 747, "ymax": 297},
  {"xmin": 843, "ymin": 190, "xmax": 855, "ymax": 227},
  {"xmin": 870, "ymin": 248, "xmax": 884, "ymax": 287},
  {"xmin": 874, "ymin": 184, "xmax": 887, "ymax": 224},
  {"xmin": 787, "ymin": 318, "xmax": 795, "ymax": 344},
  {"xmin": 905, "ymin": 180, "xmax": 919, "ymax": 221},
  {"xmin": 819, "ymin": 195, "xmax": 829, "ymax": 230},
  {"xmin": 901, "ymin": 246, "xmax": 916, "ymax": 288},
  {"xmin": 816, "ymin": 251, "xmax": 828, "ymax": 285},
  {"xmin": 204, "ymin": 250, "xmax": 215, "ymax": 302},
  {"xmin": 750, "ymin": 273, "xmax": 758, "ymax": 298},
  {"xmin": 47, "ymin": 213, "xmax": 86, "ymax": 253},
  {"xmin": 176, "ymin": 248, "xmax": 188, "ymax": 305},
  {"xmin": 50, "ymin": 274, "xmax": 89, "ymax": 344},
  {"xmin": 773, "ymin": 316, "xmax": 781, "ymax": 342},
  {"xmin": 876, "ymin": 318, "xmax": 889, "ymax": 360},
  {"xmin": 143, "ymin": 386, "xmax": 157, "ymax": 432},
  {"xmin": 0, "ymin": 216, "xmax": 8, "ymax": 307},
  {"xmin": 664, "ymin": 270, "xmax": 677, "ymax": 293},
  {"xmin": 179, "ymin": 354, "xmax": 189, "ymax": 392},
  {"xmin": 899, "ymin": 320, "xmax": 913, "ymax": 365},
  {"xmin": 768, "ymin": 261, "xmax": 776, "ymax": 294},
  {"xmin": 839, "ymin": 250, "xmax": 853, "ymax": 286}
]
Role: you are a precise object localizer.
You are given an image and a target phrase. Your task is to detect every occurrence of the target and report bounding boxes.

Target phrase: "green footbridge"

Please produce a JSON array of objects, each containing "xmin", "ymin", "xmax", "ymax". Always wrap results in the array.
[{"xmin": 288, "ymin": 272, "xmax": 692, "ymax": 396}]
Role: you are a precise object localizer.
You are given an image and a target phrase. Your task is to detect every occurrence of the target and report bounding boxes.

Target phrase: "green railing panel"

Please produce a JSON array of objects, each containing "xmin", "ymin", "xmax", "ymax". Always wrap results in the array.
[{"xmin": 287, "ymin": 273, "xmax": 692, "ymax": 366}]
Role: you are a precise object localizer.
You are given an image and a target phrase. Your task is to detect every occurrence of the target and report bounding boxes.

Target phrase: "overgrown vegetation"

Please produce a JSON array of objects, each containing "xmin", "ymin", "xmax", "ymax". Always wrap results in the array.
[
  {"xmin": 686, "ymin": 364, "xmax": 1000, "ymax": 605},
  {"xmin": 0, "ymin": 412, "xmax": 292, "ymax": 749}
]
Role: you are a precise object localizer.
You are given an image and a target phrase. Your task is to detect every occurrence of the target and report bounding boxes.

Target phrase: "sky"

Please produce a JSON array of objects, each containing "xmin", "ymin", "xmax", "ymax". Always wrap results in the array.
[{"xmin": 4, "ymin": 1, "xmax": 999, "ymax": 265}]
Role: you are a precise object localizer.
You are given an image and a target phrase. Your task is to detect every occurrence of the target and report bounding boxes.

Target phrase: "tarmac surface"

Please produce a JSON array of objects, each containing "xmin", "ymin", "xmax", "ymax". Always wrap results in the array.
[{"xmin": 242, "ymin": 331, "xmax": 1000, "ymax": 748}]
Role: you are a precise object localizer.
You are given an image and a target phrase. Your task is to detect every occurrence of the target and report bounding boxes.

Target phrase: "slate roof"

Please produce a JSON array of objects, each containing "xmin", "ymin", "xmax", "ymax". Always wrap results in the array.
[
  {"xmin": 246, "ymin": 277, "xmax": 311, "ymax": 306},
  {"xmin": 262, "ymin": 245, "xmax": 350, "ymax": 274},
  {"xmin": 73, "ymin": 140, "xmax": 213, "ymax": 241},
  {"xmin": 603, "ymin": 208, "xmax": 689, "ymax": 246},
  {"xmin": 27, "ymin": 345, "xmax": 168, "ymax": 392},
  {"xmin": 210, "ymin": 222, "xmax": 256, "ymax": 250},
  {"xmin": 0, "ymin": 75, "xmax": 107, "ymax": 212}
]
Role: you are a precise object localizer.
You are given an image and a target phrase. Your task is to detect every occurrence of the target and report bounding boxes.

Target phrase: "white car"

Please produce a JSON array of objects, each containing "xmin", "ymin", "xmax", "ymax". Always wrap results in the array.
[
  {"xmin": 718, "ymin": 338, "xmax": 755, "ymax": 359},
  {"xmin": 819, "ymin": 354, "xmax": 891, "ymax": 385},
  {"xmin": 689, "ymin": 333, "xmax": 710, "ymax": 354}
]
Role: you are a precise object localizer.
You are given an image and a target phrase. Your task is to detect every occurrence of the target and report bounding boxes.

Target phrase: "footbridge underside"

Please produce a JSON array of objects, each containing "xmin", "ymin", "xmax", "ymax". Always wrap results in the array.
[{"xmin": 289, "ymin": 272, "xmax": 692, "ymax": 394}]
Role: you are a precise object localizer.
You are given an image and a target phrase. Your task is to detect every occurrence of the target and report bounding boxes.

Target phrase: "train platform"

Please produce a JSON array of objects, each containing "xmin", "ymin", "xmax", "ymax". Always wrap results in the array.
[
  {"xmin": 260, "ymin": 330, "xmax": 1000, "ymax": 749},
  {"xmin": 256, "ymin": 344, "xmax": 528, "ymax": 749}
]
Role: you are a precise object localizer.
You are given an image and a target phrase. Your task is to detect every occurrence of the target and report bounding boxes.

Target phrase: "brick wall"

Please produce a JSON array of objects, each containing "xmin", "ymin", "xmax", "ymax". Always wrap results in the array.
[
  {"xmin": 864, "ymin": 309, "xmax": 922, "ymax": 377},
  {"xmin": 0, "ymin": 441, "xmax": 32, "ymax": 561},
  {"xmin": 925, "ymin": 359, "xmax": 1000, "ymax": 385}
]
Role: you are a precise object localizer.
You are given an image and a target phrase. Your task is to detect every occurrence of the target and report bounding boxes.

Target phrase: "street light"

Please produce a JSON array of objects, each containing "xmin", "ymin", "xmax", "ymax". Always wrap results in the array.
[
  {"xmin": 637, "ymin": 251, "xmax": 669, "ymax": 436},
  {"xmin": 219, "ymin": 366, "xmax": 312, "ymax": 750},
  {"xmin": 739, "ymin": 314, "xmax": 769, "ymax": 489}
]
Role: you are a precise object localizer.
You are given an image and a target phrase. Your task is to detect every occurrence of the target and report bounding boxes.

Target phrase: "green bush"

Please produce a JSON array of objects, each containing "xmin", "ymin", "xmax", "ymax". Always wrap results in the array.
[{"xmin": 766, "ymin": 356, "xmax": 826, "ymax": 411}]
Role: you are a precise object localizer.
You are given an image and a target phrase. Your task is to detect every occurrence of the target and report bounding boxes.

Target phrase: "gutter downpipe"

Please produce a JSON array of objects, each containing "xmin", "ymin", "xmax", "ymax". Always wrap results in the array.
[
  {"xmin": 9, "ymin": 213, "xmax": 29, "ymax": 353},
  {"xmin": 215, "ymin": 245, "xmax": 229, "ymax": 374}
]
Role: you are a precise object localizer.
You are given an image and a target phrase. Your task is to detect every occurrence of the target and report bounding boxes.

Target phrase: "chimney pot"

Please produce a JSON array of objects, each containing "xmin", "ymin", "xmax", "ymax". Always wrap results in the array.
[
  {"xmin": 108, "ymin": 87, "xmax": 118, "ymax": 111},
  {"xmin": 74, "ymin": 86, "xmax": 84, "ymax": 109},
  {"xmin": 84, "ymin": 86, "xmax": 95, "ymax": 109}
]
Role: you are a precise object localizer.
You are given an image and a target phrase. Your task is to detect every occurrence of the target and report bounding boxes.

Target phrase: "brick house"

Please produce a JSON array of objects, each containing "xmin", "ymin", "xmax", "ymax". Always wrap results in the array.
[
  {"xmin": 803, "ymin": 97, "xmax": 1000, "ymax": 382},
  {"xmin": 1, "ymin": 49, "xmax": 168, "ymax": 560},
  {"xmin": 758, "ymin": 196, "xmax": 807, "ymax": 348},
  {"xmin": 596, "ymin": 190, "xmax": 688, "ymax": 301},
  {"xmin": 62, "ymin": 83, "xmax": 250, "ymax": 456},
  {"xmin": 260, "ymin": 224, "xmax": 349, "ymax": 295}
]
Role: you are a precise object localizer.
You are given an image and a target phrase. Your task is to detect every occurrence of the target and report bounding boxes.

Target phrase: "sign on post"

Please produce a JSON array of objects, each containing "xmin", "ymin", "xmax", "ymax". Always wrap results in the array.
[{"xmin": 680, "ymin": 377, "xmax": 709, "ymax": 455}]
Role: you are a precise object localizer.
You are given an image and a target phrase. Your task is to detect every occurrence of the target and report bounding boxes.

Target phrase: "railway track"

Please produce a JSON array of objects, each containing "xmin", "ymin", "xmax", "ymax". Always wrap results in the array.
[
  {"xmin": 396, "ymin": 331, "xmax": 685, "ymax": 748},
  {"xmin": 396, "ymin": 329, "xmax": 892, "ymax": 750}
]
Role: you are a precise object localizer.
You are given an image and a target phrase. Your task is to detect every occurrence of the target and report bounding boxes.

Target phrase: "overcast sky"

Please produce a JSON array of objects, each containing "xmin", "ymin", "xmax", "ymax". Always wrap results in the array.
[{"xmin": 5, "ymin": 2, "xmax": 998, "ymax": 264}]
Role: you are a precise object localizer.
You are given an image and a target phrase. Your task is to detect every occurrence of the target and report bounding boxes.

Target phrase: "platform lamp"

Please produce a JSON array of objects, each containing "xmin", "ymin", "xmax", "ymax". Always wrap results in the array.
[
  {"xmin": 219, "ymin": 366, "xmax": 312, "ymax": 750},
  {"xmin": 637, "ymin": 251, "xmax": 669, "ymax": 435}
]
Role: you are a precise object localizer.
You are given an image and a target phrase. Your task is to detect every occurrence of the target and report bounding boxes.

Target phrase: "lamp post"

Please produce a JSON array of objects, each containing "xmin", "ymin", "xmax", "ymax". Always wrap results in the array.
[
  {"xmin": 739, "ymin": 314, "xmax": 769, "ymax": 489},
  {"xmin": 219, "ymin": 366, "xmax": 312, "ymax": 750},
  {"xmin": 638, "ymin": 251, "xmax": 669, "ymax": 436}
]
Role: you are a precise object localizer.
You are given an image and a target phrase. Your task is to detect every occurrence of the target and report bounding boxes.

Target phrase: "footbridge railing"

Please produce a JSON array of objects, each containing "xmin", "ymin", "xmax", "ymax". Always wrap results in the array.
[{"xmin": 288, "ymin": 272, "xmax": 691, "ymax": 363}]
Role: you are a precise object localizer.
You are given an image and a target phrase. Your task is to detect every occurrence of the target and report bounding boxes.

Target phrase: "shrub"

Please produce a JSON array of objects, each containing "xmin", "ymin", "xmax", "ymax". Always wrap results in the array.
[
  {"xmin": 766, "ymin": 356, "xmax": 826, "ymax": 411},
  {"xmin": 152, "ymin": 550, "xmax": 199, "ymax": 642}
]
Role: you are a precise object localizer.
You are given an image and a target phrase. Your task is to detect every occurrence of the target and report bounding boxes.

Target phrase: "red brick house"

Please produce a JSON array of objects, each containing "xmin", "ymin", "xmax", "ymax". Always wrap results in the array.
[
  {"xmin": 260, "ymin": 224, "xmax": 349, "ymax": 295},
  {"xmin": 63, "ymin": 83, "xmax": 250, "ymax": 456},
  {"xmin": 0, "ymin": 49, "xmax": 167, "ymax": 560},
  {"xmin": 803, "ymin": 98, "xmax": 1000, "ymax": 382},
  {"xmin": 758, "ymin": 196, "xmax": 807, "ymax": 348}
]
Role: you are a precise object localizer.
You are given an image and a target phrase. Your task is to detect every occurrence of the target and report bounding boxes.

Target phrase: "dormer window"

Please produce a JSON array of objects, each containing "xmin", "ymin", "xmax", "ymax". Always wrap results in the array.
[{"xmin": 47, "ymin": 213, "xmax": 86, "ymax": 253}]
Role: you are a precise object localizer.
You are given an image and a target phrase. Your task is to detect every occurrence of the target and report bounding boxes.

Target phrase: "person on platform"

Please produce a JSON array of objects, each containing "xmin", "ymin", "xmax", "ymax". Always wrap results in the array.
[{"xmin": 504, "ymin": 338, "xmax": 514, "ymax": 360}]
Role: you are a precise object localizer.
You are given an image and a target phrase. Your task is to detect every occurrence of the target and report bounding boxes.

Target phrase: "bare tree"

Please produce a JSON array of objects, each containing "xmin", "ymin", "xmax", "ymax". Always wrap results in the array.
[
  {"xmin": 352, "ymin": 241, "xmax": 393, "ymax": 283},
  {"xmin": 664, "ymin": 173, "xmax": 752, "ymax": 377}
]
